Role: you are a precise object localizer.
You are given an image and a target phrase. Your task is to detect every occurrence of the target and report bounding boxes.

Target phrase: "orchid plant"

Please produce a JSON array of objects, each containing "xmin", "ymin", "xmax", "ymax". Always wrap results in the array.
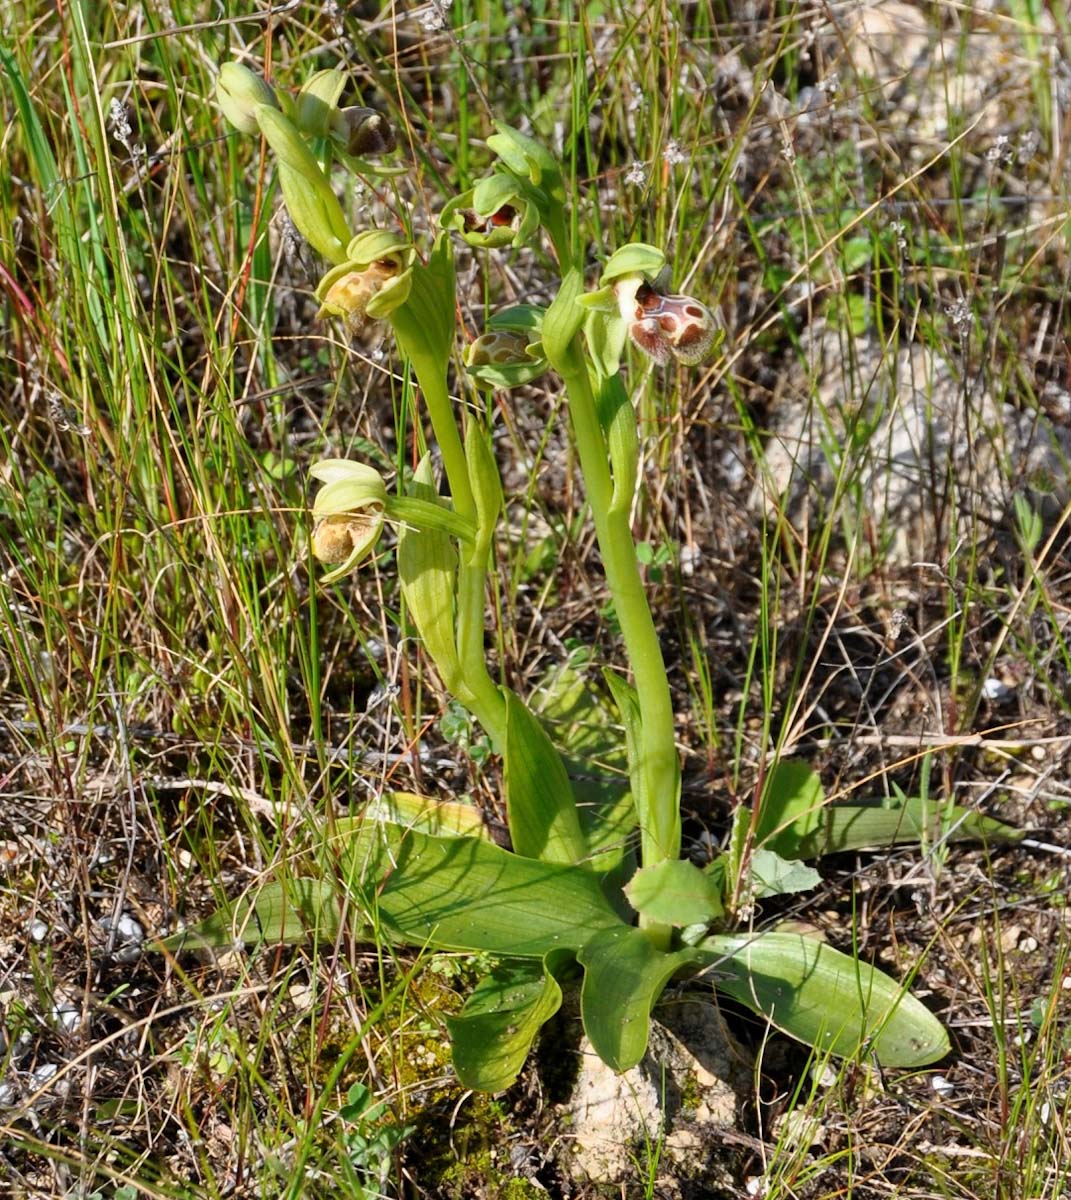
[{"xmin": 174, "ymin": 63, "xmax": 1023, "ymax": 1090}]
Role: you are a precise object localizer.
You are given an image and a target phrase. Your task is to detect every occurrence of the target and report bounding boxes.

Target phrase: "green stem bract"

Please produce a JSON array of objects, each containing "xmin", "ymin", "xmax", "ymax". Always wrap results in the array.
[
  {"xmin": 386, "ymin": 496, "xmax": 476, "ymax": 543},
  {"xmin": 554, "ymin": 342, "xmax": 681, "ymax": 944},
  {"xmin": 401, "ymin": 347, "xmax": 507, "ymax": 747}
]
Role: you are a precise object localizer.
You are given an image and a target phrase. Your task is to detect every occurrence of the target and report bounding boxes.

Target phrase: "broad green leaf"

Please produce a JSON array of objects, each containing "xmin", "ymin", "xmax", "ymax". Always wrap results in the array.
[
  {"xmin": 540, "ymin": 269, "xmax": 585, "ymax": 370},
  {"xmin": 748, "ymin": 849, "xmax": 821, "ymax": 899},
  {"xmin": 464, "ymin": 422, "xmax": 503, "ymax": 542},
  {"xmin": 701, "ymin": 931, "xmax": 950, "ymax": 1068},
  {"xmin": 532, "ymin": 659, "xmax": 627, "ymax": 771},
  {"xmin": 365, "ymin": 791, "xmax": 490, "ymax": 841},
  {"xmin": 531, "ymin": 659, "xmax": 635, "ymax": 879},
  {"xmin": 792, "ymin": 797, "xmax": 1022, "ymax": 858},
  {"xmin": 398, "ymin": 457, "xmax": 460, "ymax": 692},
  {"xmin": 754, "ymin": 759, "xmax": 825, "ymax": 851},
  {"xmin": 446, "ymin": 952, "xmax": 569, "ymax": 1091},
  {"xmin": 578, "ymin": 927, "xmax": 704, "ymax": 1071},
  {"xmin": 756, "ymin": 760, "xmax": 1020, "ymax": 859},
  {"xmin": 624, "ymin": 858, "xmax": 723, "ymax": 927},
  {"xmin": 336, "ymin": 819, "xmax": 624, "ymax": 956},
  {"xmin": 389, "ymin": 233, "xmax": 456, "ymax": 375},
  {"xmin": 504, "ymin": 692, "xmax": 588, "ymax": 865},
  {"xmin": 158, "ymin": 878, "xmax": 347, "ymax": 951}
]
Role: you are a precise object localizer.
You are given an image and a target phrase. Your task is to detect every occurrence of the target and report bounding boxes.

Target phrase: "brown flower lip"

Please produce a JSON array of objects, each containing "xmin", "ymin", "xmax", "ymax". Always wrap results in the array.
[{"xmin": 629, "ymin": 283, "xmax": 716, "ymax": 365}]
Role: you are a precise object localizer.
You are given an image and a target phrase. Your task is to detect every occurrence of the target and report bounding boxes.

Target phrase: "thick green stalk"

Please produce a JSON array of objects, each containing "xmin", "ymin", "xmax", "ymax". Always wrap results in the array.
[
  {"xmin": 407, "ymin": 356, "xmax": 506, "ymax": 750},
  {"xmin": 556, "ymin": 341, "xmax": 680, "ymax": 946}
]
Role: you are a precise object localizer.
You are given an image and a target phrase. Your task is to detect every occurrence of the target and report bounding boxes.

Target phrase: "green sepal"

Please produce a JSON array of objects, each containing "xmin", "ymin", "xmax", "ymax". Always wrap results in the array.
[
  {"xmin": 294, "ymin": 67, "xmax": 346, "ymax": 138},
  {"xmin": 216, "ymin": 62, "xmax": 279, "ymax": 135},
  {"xmin": 488, "ymin": 304, "xmax": 545, "ymax": 333},
  {"xmin": 487, "ymin": 122, "xmax": 564, "ymax": 202},
  {"xmin": 504, "ymin": 691, "xmax": 588, "ymax": 865},
  {"xmin": 601, "ymin": 242, "xmax": 666, "ymax": 282},
  {"xmin": 344, "ymin": 229, "xmax": 411, "ymax": 265},
  {"xmin": 446, "ymin": 952, "xmax": 571, "ymax": 1091}
]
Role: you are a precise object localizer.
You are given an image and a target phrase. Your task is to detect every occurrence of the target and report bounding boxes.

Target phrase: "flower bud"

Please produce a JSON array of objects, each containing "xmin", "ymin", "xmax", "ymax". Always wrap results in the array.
[
  {"xmin": 330, "ymin": 106, "xmax": 396, "ymax": 157},
  {"xmin": 216, "ymin": 62, "xmax": 280, "ymax": 135}
]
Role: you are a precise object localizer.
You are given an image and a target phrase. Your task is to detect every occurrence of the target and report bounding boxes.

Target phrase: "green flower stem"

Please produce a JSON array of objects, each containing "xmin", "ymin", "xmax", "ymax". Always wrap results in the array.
[
  {"xmin": 556, "ymin": 340, "xmax": 680, "ymax": 948},
  {"xmin": 405, "ymin": 352, "xmax": 507, "ymax": 751}
]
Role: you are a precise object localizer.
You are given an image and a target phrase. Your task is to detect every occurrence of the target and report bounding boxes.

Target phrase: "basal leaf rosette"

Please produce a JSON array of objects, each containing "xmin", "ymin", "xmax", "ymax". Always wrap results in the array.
[
  {"xmin": 464, "ymin": 304, "xmax": 548, "ymax": 390},
  {"xmin": 316, "ymin": 231, "xmax": 415, "ymax": 332}
]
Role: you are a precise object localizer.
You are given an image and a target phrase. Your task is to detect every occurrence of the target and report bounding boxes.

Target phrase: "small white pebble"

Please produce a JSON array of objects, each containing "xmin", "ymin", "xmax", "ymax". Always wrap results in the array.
[
  {"xmin": 811, "ymin": 1063, "xmax": 838, "ymax": 1089},
  {"xmin": 745, "ymin": 1177, "xmax": 767, "ymax": 1197},
  {"xmin": 1041, "ymin": 1100, "xmax": 1052, "ymax": 1125},
  {"xmin": 981, "ymin": 677, "xmax": 1012, "ymax": 702},
  {"xmin": 116, "ymin": 914, "xmax": 143, "ymax": 943},
  {"xmin": 1020, "ymin": 935, "xmax": 1039, "ymax": 953},
  {"xmin": 1062, "ymin": 974, "xmax": 1071, "ymax": 991},
  {"xmin": 32, "ymin": 1062, "xmax": 59, "ymax": 1085},
  {"xmin": 51, "ymin": 1002, "xmax": 81, "ymax": 1034},
  {"xmin": 679, "ymin": 542, "xmax": 701, "ymax": 577},
  {"xmin": 931, "ymin": 1074, "xmax": 955, "ymax": 1097},
  {"xmin": 29, "ymin": 920, "xmax": 48, "ymax": 942}
]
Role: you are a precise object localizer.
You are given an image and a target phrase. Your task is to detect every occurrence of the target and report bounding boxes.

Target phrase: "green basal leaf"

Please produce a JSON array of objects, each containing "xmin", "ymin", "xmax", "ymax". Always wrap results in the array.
[
  {"xmin": 754, "ymin": 759, "xmax": 825, "ymax": 850},
  {"xmin": 757, "ymin": 760, "xmax": 1021, "ymax": 859},
  {"xmin": 335, "ymin": 818, "xmax": 625, "ymax": 956},
  {"xmin": 540, "ymin": 269, "xmax": 586, "ymax": 370},
  {"xmin": 700, "ymin": 931, "xmax": 950, "ymax": 1068},
  {"xmin": 748, "ymin": 848, "xmax": 822, "ymax": 899},
  {"xmin": 504, "ymin": 691, "xmax": 588, "ymax": 865},
  {"xmin": 446, "ymin": 952, "xmax": 570, "ymax": 1091},
  {"xmin": 158, "ymin": 878, "xmax": 347, "ymax": 951},
  {"xmin": 398, "ymin": 457, "xmax": 461, "ymax": 692},
  {"xmin": 578, "ymin": 926, "xmax": 705, "ymax": 1071},
  {"xmin": 624, "ymin": 858, "xmax": 724, "ymax": 927},
  {"xmin": 364, "ymin": 791, "xmax": 490, "ymax": 841}
]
